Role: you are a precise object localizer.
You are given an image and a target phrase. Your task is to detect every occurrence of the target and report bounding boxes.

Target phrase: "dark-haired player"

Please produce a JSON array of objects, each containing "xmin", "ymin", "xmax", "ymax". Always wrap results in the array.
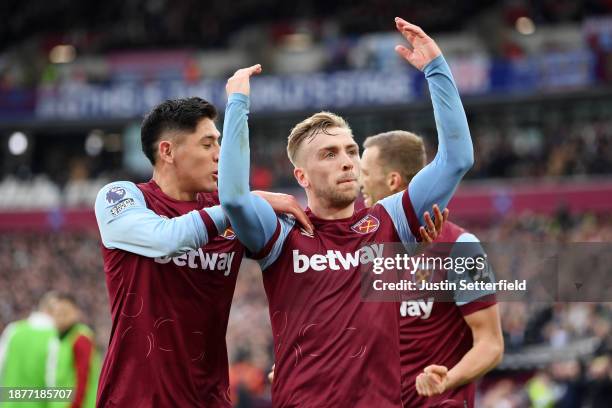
[
  {"xmin": 219, "ymin": 18, "xmax": 474, "ymax": 407},
  {"xmin": 94, "ymin": 97, "xmax": 310, "ymax": 407}
]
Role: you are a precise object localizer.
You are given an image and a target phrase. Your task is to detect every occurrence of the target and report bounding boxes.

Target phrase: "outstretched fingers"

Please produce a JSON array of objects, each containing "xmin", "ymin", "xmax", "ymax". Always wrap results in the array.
[
  {"xmin": 395, "ymin": 17, "xmax": 427, "ymax": 39},
  {"xmin": 233, "ymin": 64, "xmax": 262, "ymax": 78},
  {"xmin": 394, "ymin": 45, "xmax": 413, "ymax": 60}
]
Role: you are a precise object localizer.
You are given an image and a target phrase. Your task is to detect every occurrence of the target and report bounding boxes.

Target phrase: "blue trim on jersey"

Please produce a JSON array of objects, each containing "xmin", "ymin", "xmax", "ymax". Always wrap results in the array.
[
  {"xmin": 94, "ymin": 181, "xmax": 223, "ymax": 257},
  {"xmin": 218, "ymin": 93, "xmax": 279, "ymax": 254},
  {"xmin": 258, "ymin": 215, "xmax": 296, "ymax": 270},
  {"xmin": 204, "ymin": 205, "xmax": 229, "ymax": 236},
  {"xmin": 451, "ymin": 232, "xmax": 496, "ymax": 306},
  {"xmin": 379, "ymin": 191, "xmax": 417, "ymax": 244}
]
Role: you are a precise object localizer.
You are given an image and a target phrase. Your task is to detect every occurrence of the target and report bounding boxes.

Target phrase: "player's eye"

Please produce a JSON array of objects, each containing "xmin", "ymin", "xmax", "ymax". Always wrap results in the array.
[
  {"xmin": 202, "ymin": 143, "xmax": 212, "ymax": 149},
  {"xmin": 325, "ymin": 151, "xmax": 335, "ymax": 159}
]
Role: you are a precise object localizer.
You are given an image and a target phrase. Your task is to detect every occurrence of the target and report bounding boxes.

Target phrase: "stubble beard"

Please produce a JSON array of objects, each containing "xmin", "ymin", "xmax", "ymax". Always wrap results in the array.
[{"xmin": 313, "ymin": 182, "xmax": 359, "ymax": 209}]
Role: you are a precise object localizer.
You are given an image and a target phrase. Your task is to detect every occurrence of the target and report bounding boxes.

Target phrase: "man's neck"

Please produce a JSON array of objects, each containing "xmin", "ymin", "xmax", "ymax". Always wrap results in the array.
[
  {"xmin": 152, "ymin": 168, "xmax": 197, "ymax": 201},
  {"xmin": 307, "ymin": 199, "xmax": 355, "ymax": 220}
]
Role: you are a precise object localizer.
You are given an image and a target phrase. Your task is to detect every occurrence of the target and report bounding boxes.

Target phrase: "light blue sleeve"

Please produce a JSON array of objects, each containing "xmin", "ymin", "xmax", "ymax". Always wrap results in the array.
[
  {"xmin": 379, "ymin": 191, "xmax": 418, "ymax": 244},
  {"xmin": 258, "ymin": 215, "xmax": 296, "ymax": 270},
  {"xmin": 407, "ymin": 55, "xmax": 474, "ymax": 224},
  {"xmin": 450, "ymin": 232, "xmax": 496, "ymax": 305},
  {"xmin": 94, "ymin": 181, "xmax": 227, "ymax": 257},
  {"xmin": 218, "ymin": 93, "xmax": 279, "ymax": 255}
]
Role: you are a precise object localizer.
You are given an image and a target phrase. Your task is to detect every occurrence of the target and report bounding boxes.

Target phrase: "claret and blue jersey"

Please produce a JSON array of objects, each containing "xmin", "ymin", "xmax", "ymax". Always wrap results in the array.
[
  {"xmin": 94, "ymin": 180, "xmax": 244, "ymax": 407},
  {"xmin": 218, "ymin": 55, "xmax": 474, "ymax": 407}
]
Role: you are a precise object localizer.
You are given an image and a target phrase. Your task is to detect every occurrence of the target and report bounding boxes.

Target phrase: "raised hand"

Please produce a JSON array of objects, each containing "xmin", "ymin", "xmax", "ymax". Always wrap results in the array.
[
  {"xmin": 394, "ymin": 17, "xmax": 442, "ymax": 71},
  {"xmin": 419, "ymin": 204, "xmax": 449, "ymax": 243},
  {"xmin": 226, "ymin": 64, "xmax": 262, "ymax": 97}
]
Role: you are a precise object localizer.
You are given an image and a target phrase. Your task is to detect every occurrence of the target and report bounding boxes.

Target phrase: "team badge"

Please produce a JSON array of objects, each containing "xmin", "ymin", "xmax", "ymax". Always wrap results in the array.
[
  {"xmin": 414, "ymin": 268, "xmax": 434, "ymax": 284},
  {"xmin": 221, "ymin": 227, "xmax": 236, "ymax": 240},
  {"xmin": 351, "ymin": 215, "xmax": 380, "ymax": 234},
  {"xmin": 106, "ymin": 186, "xmax": 126, "ymax": 204}
]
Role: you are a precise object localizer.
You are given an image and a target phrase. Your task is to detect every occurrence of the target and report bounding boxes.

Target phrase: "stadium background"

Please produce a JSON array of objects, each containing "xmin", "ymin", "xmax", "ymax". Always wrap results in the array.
[{"xmin": 1, "ymin": 0, "xmax": 612, "ymax": 406}]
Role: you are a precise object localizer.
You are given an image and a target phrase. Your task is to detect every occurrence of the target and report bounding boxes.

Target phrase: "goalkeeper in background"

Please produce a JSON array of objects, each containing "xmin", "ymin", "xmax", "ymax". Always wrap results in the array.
[{"xmin": 0, "ymin": 292, "xmax": 60, "ymax": 408}]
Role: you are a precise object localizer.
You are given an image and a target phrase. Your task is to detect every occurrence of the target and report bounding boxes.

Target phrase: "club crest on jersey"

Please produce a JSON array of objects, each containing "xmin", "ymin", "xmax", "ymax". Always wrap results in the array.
[
  {"xmin": 351, "ymin": 215, "xmax": 380, "ymax": 234},
  {"xmin": 106, "ymin": 186, "xmax": 126, "ymax": 204},
  {"xmin": 221, "ymin": 227, "xmax": 236, "ymax": 240},
  {"xmin": 413, "ymin": 268, "xmax": 435, "ymax": 284}
]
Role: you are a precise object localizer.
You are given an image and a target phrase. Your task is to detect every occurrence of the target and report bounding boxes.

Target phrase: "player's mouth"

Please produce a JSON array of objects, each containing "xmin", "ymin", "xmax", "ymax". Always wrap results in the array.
[
  {"xmin": 337, "ymin": 177, "xmax": 357, "ymax": 185},
  {"xmin": 212, "ymin": 171, "xmax": 218, "ymax": 181}
]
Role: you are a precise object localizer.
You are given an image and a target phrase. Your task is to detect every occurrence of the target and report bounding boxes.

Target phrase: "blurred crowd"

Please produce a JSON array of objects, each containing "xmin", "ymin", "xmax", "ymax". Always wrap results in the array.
[
  {"xmin": 2, "ymin": 0, "xmax": 612, "ymax": 89},
  {"xmin": 469, "ymin": 118, "xmax": 612, "ymax": 179},
  {"xmin": 1, "ymin": 211, "xmax": 612, "ymax": 406},
  {"xmin": 5, "ymin": 0, "xmax": 608, "ymax": 53},
  {"xmin": 473, "ymin": 212, "xmax": 612, "ymax": 407},
  {"xmin": 3, "ymin": 114, "xmax": 611, "ymax": 206},
  {"xmin": 0, "ymin": 230, "xmax": 111, "ymax": 351}
]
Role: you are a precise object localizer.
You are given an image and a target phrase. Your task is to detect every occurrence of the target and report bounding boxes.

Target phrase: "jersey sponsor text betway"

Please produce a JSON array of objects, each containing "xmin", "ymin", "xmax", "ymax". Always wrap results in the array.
[
  {"xmin": 292, "ymin": 243, "xmax": 384, "ymax": 273},
  {"xmin": 155, "ymin": 250, "xmax": 236, "ymax": 276},
  {"xmin": 400, "ymin": 297, "xmax": 434, "ymax": 319}
]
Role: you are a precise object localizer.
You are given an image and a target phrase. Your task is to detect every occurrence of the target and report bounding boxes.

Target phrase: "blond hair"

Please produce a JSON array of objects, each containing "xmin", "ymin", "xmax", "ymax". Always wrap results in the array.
[
  {"xmin": 287, "ymin": 112, "xmax": 351, "ymax": 165},
  {"xmin": 363, "ymin": 131, "xmax": 426, "ymax": 184}
]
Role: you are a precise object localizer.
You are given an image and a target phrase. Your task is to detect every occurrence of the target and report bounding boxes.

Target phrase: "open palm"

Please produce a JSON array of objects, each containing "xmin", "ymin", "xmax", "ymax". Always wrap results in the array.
[{"xmin": 394, "ymin": 17, "xmax": 442, "ymax": 71}]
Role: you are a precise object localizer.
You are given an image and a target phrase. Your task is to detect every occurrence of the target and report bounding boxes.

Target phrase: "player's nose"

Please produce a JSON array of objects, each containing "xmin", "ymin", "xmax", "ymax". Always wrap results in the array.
[{"xmin": 340, "ymin": 153, "xmax": 354, "ymax": 171}]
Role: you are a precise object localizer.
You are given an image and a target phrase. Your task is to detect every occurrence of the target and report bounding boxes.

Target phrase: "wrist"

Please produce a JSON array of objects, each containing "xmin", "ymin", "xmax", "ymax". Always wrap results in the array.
[
  {"xmin": 228, "ymin": 92, "xmax": 250, "ymax": 106},
  {"xmin": 444, "ymin": 369, "xmax": 462, "ymax": 391},
  {"xmin": 423, "ymin": 54, "xmax": 445, "ymax": 75}
]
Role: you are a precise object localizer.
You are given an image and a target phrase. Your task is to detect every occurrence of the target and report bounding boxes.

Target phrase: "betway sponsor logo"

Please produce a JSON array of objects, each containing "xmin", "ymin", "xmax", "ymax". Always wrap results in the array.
[
  {"xmin": 292, "ymin": 244, "xmax": 384, "ymax": 273},
  {"xmin": 154, "ymin": 250, "xmax": 236, "ymax": 276},
  {"xmin": 400, "ymin": 297, "xmax": 434, "ymax": 319}
]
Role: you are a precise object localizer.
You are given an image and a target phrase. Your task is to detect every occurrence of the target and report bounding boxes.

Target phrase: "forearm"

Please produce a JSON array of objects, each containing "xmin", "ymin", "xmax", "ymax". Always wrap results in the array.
[
  {"xmin": 97, "ymin": 205, "xmax": 225, "ymax": 257},
  {"xmin": 407, "ymin": 56, "xmax": 473, "ymax": 219},
  {"xmin": 218, "ymin": 93, "xmax": 278, "ymax": 253},
  {"xmin": 425, "ymin": 55, "xmax": 473, "ymax": 170},
  {"xmin": 446, "ymin": 338, "xmax": 503, "ymax": 390},
  {"xmin": 219, "ymin": 93, "xmax": 252, "ymax": 204},
  {"xmin": 95, "ymin": 182, "xmax": 228, "ymax": 257}
]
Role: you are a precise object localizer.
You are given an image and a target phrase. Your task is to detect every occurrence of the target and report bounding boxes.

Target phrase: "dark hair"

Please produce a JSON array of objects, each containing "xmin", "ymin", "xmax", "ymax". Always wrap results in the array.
[{"xmin": 140, "ymin": 97, "xmax": 218, "ymax": 165}]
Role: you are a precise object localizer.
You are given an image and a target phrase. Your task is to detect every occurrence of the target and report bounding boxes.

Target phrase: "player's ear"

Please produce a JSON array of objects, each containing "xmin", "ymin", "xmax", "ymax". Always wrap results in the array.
[
  {"xmin": 387, "ymin": 171, "xmax": 404, "ymax": 192},
  {"xmin": 157, "ymin": 140, "xmax": 174, "ymax": 164},
  {"xmin": 294, "ymin": 167, "xmax": 309, "ymax": 188}
]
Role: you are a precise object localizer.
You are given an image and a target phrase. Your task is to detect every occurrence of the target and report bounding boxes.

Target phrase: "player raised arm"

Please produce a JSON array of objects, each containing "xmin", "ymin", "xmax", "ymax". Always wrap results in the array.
[
  {"xmin": 218, "ymin": 65, "xmax": 292, "ymax": 255},
  {"xmin": 392, "ymin": 18, "xmax": 473, "ymax": 231},
  {"xmin": 95, "ymin": 181, "xmax": 228, "ymax": 258}
]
